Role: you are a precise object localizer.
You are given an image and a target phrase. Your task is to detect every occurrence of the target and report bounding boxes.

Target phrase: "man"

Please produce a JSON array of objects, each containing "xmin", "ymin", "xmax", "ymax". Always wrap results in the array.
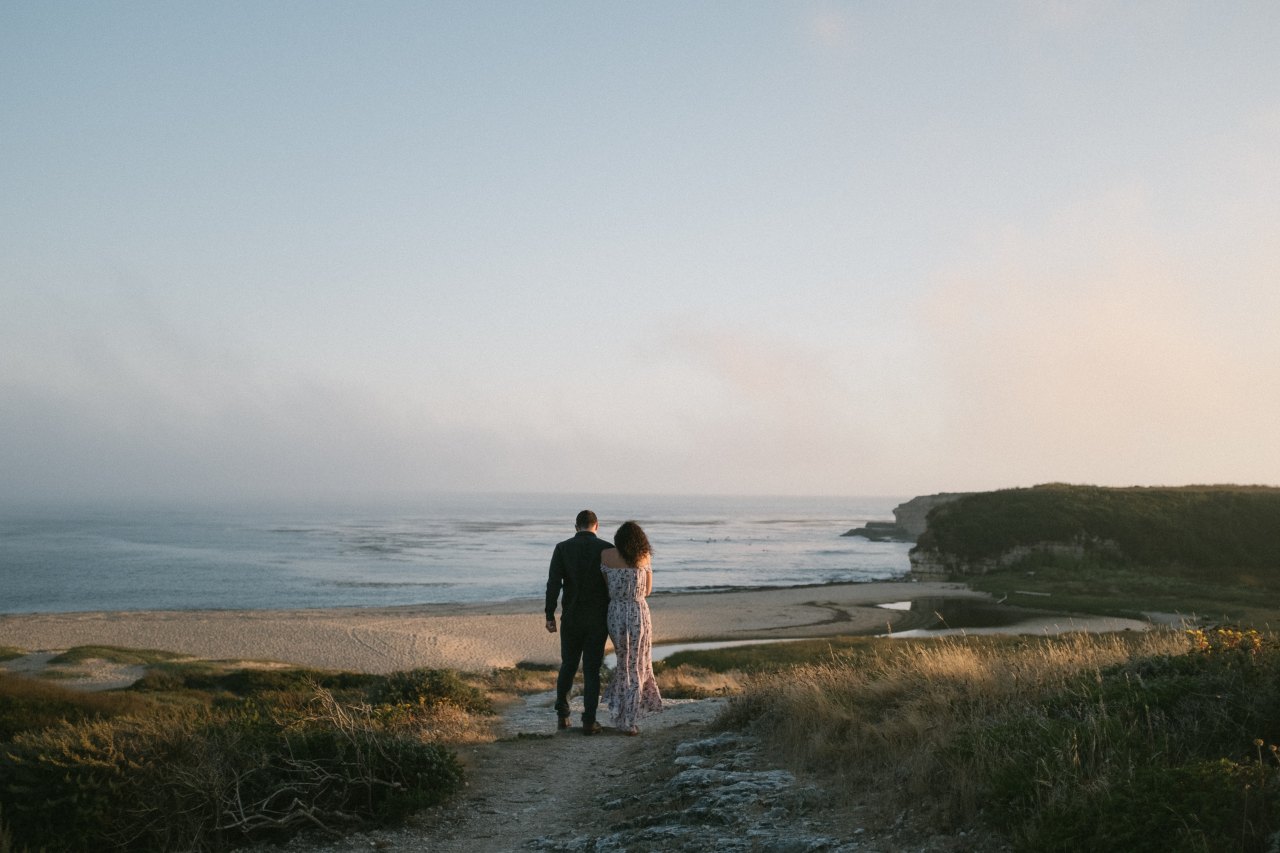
[{"xmin": 545, "ymin": 509, "xmax": 612, "ymax": 734}]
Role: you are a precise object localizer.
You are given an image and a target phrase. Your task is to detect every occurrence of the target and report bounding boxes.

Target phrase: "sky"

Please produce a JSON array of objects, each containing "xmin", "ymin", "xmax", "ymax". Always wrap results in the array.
[{"xmin": 2, "ymin": 2, "xmax": 1279, "ymax": 503}]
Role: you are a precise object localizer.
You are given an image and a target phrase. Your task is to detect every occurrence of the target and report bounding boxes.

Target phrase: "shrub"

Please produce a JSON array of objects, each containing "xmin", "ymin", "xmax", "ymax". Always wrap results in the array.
[
  {"xmin": 0, "ymin": 672, "xmax": 154, "ymax": 741},
  {"xmin": 0, "ymin": 687, "xmax": 463, "ymax": 851},
  {"xmin": 134, "ymin": 663, "xmax": 376, "ymax": 697},
  {"xmin": 220, "ymin": 691, "xmax": 463, "ymax": 842},
  {"xmin": 370, "ymin": 668, "xmax": 492, "ymax": 715}
]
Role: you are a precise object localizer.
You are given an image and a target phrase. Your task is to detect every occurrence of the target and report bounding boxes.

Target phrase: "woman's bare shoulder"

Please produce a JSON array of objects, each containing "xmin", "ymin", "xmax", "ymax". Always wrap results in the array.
[{"xmin": 600, "ymin": 547, "xmax": 626, "ymax": 568}]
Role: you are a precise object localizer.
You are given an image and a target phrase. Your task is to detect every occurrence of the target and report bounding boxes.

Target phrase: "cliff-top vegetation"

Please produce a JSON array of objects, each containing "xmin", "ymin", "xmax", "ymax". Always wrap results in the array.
[
  {"xmin": 915, "ymin": 483, "xmax": 1280, "ymax": 625},
  {"xmin": 916, "ymin": 483, "xmax": 1280, "ymax": 575}
]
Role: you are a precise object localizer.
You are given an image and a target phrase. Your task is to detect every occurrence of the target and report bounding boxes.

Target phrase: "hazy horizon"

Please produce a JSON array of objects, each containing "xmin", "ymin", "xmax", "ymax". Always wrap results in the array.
[{"xmin": 4, "ymin": 4, "xmax": 1279, "ymax": 504}]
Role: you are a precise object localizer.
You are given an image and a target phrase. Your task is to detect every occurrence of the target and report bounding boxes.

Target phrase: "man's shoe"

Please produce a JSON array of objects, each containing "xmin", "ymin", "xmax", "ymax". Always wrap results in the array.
[
  {"xmin": 557, "ymin": 716, "xmax": 571, "ymax": 730},
  {"xmin": 582, "ymin": 722, "xmax": 603, "ymax": 736}
]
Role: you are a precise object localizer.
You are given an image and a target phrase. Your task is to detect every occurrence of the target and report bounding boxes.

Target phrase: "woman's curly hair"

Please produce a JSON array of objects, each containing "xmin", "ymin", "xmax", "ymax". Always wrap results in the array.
[{"xmin": 614, "ymin": 520, "xmax": 652, "ymax": 568}]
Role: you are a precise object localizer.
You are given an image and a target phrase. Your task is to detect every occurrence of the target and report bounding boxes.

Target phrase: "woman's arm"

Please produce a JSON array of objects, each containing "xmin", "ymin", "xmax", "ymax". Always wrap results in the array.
[{"xmin": 644, "ymin": 566, "xmax": 653, "ymax": 597}]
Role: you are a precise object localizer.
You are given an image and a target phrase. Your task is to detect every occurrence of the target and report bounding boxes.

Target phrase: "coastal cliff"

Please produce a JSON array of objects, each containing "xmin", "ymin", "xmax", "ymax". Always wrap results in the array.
[
  {"xmin": 907, "ymin": 483, "xmax": 1280, "ymax": 580},
  {"xmin": 843, "ymin": 492, "xmax": 968, "ymax": 542}
]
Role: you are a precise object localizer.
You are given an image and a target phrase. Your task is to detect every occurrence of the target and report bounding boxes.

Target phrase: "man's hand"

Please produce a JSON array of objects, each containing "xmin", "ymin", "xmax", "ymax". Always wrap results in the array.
[{"xmin": 545, "ymin": 618, "xmax": 557, "ymax": 634}]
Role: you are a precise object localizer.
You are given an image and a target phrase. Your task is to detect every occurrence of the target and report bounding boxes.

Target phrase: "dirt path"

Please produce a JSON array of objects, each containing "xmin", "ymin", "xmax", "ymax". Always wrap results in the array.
[
  {"xmin": 281, "ymin": 691, "xmax": 1008, "ymax": 852},
  {"xmin": 282, "ymin": 692, "xmax": 729, "ymax": 853}
]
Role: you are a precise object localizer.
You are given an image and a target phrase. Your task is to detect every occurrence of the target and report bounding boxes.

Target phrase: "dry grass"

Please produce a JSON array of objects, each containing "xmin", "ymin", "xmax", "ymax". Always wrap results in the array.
[
  {"xmin": 721, "ymin": 631, "xmax": 1189, "ymax": 820},
  {"xmin": 653, "ymin": 664, "xmax": 744, "ymax": 699},
  {"xmin": 484, "ymin": 663, "xmax": 558, "ymax": 700}
]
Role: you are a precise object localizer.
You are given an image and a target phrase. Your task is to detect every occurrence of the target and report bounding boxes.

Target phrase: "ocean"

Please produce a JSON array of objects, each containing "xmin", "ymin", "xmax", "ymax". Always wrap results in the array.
[{"xmin": 0, "ymin": 494, "xmax": 912, "ymax": 615}]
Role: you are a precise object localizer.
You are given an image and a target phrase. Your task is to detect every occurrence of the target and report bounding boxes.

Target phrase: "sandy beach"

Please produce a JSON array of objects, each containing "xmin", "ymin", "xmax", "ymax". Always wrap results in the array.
[
  {"xmin": 0, "ymin": 581, "xmax": 1155, "ymax": 682},
  {"xmin": 0, "ymin": 581, "xmax": 993, "ymax": 675}
]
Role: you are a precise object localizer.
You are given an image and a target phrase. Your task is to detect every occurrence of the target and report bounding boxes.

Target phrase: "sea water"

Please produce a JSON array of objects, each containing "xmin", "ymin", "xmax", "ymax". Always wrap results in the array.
[{"xmin": 0, "ymin": 494, "xmax": 912, "ymax": 614}]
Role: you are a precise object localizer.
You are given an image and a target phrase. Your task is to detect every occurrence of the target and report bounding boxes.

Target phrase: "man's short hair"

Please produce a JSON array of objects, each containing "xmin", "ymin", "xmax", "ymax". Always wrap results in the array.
[{"xmin": 575, "ymin": 510, "xmax": 598, "ymax": 531}]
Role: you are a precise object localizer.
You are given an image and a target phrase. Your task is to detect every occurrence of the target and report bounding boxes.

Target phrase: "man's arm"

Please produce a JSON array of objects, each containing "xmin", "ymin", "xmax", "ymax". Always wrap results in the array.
[{"xmin": 545, "ymin": 543, "xmax": 565, "ymax": 631}]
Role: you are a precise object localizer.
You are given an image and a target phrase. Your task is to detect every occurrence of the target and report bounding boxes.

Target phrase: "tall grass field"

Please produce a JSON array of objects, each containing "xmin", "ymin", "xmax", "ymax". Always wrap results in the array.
[{"xmin": 716, "ymin": 629, "xmax": 1280, "ymax": 852}]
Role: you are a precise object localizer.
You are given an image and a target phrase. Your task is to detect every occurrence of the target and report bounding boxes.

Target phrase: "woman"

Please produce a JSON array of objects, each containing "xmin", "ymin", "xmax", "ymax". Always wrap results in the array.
[{"xmin": 600, "ymin": 520, "xmax": 663, "ymax": 734}]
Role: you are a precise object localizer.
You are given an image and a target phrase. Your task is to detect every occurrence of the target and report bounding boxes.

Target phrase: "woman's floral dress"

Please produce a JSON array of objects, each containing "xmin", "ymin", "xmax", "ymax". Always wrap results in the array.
[{"xmin": 601, "ymin": 564, "xmax": 663, "ymax": 730}]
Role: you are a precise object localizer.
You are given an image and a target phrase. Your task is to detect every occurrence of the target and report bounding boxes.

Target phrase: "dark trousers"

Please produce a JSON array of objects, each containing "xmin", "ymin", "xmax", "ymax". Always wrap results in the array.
[{"xmin": 555, "ymin": 619, "xmax": 609, "ymax": 725}]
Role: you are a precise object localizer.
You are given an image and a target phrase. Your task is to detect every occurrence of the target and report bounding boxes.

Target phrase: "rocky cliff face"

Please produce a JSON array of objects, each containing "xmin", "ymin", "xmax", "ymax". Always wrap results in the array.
[
  {"xmin": 891, "ymin": 493, "xmax": 969, "ymax": 539},
  {"xmin": 843, "ymin": 493, "xmax": 970, "ymax": 542},
  {"xmin": 909, "ymin": 539, "xmax": 1121, "ymax": 580}
]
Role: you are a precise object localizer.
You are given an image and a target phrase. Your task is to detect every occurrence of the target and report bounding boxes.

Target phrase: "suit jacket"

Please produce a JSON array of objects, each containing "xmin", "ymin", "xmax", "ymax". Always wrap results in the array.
[{"xmin": 545, "ymin": 531, "xmax": 612, "ymax": 629}]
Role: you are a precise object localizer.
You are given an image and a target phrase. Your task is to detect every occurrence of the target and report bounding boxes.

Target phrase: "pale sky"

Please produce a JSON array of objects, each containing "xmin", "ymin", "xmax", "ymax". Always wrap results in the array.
[{"xmin": 3, "ymin": 2, "xmax": 1279, "ymax": 502}]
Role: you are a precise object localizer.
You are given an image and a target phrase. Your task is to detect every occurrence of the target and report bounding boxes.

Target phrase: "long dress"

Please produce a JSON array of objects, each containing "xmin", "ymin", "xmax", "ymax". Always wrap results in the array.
[{"xmin": 601, "ymin": 564, "xmax": 663, "ymax": 730}]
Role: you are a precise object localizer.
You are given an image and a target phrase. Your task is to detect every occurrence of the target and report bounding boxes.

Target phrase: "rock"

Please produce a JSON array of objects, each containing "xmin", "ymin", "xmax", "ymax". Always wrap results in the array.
[
  {"xmin": 842, "ymin": 493, "xmax": 970, "ymax": 543},
  {"xmin": 890, "ymin": 493, "xmax": 970, "ymax": 540},
  {"xmin": 841, "ymin": 521, "xmax": 911, "ymax": 541},
  {"xmin": 910, "ymin": 539, "xmax": 1120, "ymax": 580},
  {"xmin": 674, "ymin": 732, "xmax": 749, "ymax": 756},
  {"xmin": 531, "ymin": 731, "xmax": 855, "ymax": 852}
]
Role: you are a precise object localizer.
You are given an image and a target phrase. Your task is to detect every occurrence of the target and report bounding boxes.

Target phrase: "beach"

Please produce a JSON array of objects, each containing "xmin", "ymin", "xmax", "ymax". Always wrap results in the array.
[
  {"xmin": 0, "ymin": 581, "xmax": 974, "ymax": 675},
  {"xmin": 0, "ymin": 581, "xmax": 1154, "ymax": 680}
]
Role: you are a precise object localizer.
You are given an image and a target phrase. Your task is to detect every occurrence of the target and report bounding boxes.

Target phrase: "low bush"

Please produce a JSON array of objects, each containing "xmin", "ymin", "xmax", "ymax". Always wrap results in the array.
[
  {"xmin": 0, "ymin": 687, "xmax": 462, "ymax": 851},
  {"xmin": 0, "ymin": 672, "xmax": 155, "ymax": 740},
  {"xmin": 369, "ymin": 667, "xmax": 492, "ymax": 715},
  {"xmin": 132, "ymin": 662, "xmax": 376, "ymax": 696}
]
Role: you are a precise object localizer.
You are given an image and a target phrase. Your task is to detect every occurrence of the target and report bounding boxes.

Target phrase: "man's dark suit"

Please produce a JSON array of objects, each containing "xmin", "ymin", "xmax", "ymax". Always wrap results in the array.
[{"xmin": 545, "ymin": 529, "xmax": 612, "ymax": 726}]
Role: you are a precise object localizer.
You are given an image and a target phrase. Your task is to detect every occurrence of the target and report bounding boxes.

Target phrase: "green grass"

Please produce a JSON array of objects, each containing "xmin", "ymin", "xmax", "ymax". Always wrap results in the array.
[
  {"xmin": 48, "ymin": 645, "xmax": 189, "ymax": 666},
  {"xmin": 968, "ymin": 557, "xmax": 1280, "ymax": 629},
  {"xmin": 0, "ymin": 648, "xmax": 23, "ymax": 664},
  {"xmin": 660, "ymin": 636, "xmax": 927, "ymax": 673}
]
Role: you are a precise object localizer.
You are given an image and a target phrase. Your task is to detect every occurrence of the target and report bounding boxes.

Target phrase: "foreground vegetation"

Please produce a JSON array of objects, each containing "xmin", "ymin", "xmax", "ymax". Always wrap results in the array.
[
  {"xmin": 6, "ymin": 587, "xmax": 1280, "ymax": 851},
  {"xmin": 719, "ymin": 628, "xmax": 1280, "ymax": 852},
  {"xmin": 0, "ymin": 656, "xmax": 499, "ymax": 851}
]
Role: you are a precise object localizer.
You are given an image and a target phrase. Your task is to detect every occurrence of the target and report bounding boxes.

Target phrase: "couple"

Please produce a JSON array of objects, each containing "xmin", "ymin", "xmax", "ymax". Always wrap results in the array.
[{"xmin": 544, "ymin": 510, "xmax": 663, "ymax": 735}]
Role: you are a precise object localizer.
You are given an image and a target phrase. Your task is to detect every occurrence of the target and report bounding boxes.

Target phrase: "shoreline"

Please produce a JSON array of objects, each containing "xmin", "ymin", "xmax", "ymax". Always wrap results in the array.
[
  {"xmin": 0, "ymin": 581, "xmax": 984, "ymax": 675},
  {"xmin": 0, "ymin": 576, "xmax": 918, "ymax": 620}
]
